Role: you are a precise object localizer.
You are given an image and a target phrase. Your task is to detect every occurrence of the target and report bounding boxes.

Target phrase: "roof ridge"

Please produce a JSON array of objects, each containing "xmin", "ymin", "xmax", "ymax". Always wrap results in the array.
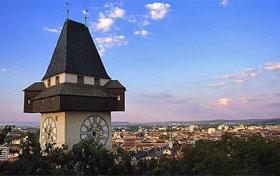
[{"xmin": 64, "ymin": 20, "xmax": 69, "ymax": 74}]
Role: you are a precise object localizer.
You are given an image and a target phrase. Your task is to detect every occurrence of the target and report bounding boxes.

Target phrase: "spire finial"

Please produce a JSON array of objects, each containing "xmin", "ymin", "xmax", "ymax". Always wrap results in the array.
[
  {"xmin": 66, "ymin": 2, "xmax": 69, "ymax": 19},
  {"xmin": 83, "ymin": 9, "xmax": 88, "ymax": 27}
]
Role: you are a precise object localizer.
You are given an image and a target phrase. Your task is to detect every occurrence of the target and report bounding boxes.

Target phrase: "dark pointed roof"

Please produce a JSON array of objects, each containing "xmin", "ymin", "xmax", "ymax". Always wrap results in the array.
[{"xmin": 42, "ymin": 19, "xmax": 110, "ymax": 80}]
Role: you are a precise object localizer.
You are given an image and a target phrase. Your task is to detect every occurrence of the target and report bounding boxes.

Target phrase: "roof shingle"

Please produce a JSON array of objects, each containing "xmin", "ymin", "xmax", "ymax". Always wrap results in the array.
[
  {"xmin": 32, "ymin": 82, "xmax": 115, "ymax": 100},
  {"xmin": 104, "ymin": 80, "xmax": 126, "ymax": 90},
  {"xmin": 42, "ymin": 19, "xmax": 110, "ymax": 80},
  {"xmin": 23, "ymin": 82, "xmax": 46, "ymax": 91}
]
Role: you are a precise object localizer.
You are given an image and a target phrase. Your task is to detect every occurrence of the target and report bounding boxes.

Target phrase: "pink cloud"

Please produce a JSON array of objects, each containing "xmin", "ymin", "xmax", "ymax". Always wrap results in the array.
[
  {"xmin": 234, "ymin": 80, "xmax": 244, "ymax": 83},
  {"xmin": 246, "ymin": 68, "xmax": 255, "ymax": 72},
  {"xmin": 238, "ymin": 97, "xmax": 248, "ymax": 104},
  {"xmin": 208, "ymin": 79, "xmax": 245, "ymax": 88},
  {"xmin": 272, "ymin": 92, "xmax": 280, "ymax": 96},
  {"xmin": 212, "ymin": 72, "xmax": 248, "ymax": 79},
  {"xmin": 208, "ymin": 82, "xmax": 226, "ymax": 87},
  {"xmin": 138, "ymin": 93, "xmax": 196, "ymax": 104},
  {"xmin": 250, "ymin": 67, "xmax": 263, "ymax": 77},
  {"xmin": 212, "ymin": 65, "xmax": 264, "ymax": 80},
  {"xmin": 217, "ymin": 98, "xmax": 231, "ymax": 107},
  {"xmin": 217, "ymin": 97, "xmax": 248, "ymax": 107},
  {"xmin": 265, "ymin": 62, "xmax": 280, "ymax": 71}
]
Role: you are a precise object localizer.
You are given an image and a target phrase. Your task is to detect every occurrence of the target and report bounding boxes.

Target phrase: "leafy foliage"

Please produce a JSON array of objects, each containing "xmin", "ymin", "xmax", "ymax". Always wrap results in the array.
[
  {"xmin": 179, "ymin": 133, "xmax": 280, "ymax": 175},
  {"xmin": 0, "ymin": 125, "xmax": 15, "ymax": 145},
  {"xmin": 0, "ymin": 129, "xmax": 280, "ymax": 175}
]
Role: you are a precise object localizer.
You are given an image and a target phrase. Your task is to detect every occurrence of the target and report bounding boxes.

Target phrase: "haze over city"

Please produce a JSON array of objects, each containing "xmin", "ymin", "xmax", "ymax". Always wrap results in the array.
[{"xmin": 0, "ymin": 0, "xmax": 280, "ymax": 123}]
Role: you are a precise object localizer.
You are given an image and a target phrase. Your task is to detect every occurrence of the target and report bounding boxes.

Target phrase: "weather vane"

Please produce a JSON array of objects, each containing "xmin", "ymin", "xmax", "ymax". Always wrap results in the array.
[
  {"xmin": 66, "ymin": 2, "xmax": 69, "ymax": 19},
  {"xmin": 83, "ymin": 9, "xmax": 88, "ymax": 27}
]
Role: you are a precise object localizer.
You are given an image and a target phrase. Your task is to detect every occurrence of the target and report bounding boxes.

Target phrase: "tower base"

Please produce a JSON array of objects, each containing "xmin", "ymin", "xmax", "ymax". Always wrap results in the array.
[{"xmin": 40, "ymin": 111, "xmax": 112, "ymax": 150}]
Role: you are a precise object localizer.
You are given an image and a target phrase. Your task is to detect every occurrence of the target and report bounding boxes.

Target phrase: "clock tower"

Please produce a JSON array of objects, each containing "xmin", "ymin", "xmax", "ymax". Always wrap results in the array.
[{"xmin": 23, "ymin": 19, "xmax": 126, "ymax": 150}]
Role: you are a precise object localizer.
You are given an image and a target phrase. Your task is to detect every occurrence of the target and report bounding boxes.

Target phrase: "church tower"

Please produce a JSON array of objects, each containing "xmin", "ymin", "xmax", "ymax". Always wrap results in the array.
[{"xmin": 23, "ymin": 19, "xmax": 126, "ymax": 150}]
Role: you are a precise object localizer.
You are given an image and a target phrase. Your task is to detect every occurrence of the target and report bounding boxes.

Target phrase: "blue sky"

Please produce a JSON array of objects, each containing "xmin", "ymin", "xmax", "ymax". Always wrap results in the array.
[{"xmin": 0, "ymin": 0, "xmax": 280, "ymax": 123}]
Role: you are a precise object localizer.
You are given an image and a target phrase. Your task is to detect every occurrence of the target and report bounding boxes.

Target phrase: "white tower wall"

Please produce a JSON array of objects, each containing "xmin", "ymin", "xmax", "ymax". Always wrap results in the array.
[{"xmin": 40, "ymin": 111, "xmax": 112, "ymax": 150}]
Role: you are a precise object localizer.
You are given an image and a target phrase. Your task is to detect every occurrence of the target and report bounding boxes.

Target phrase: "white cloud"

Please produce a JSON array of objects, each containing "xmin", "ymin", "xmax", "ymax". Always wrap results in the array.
[
  {"xmin": 265, "ymin": 62, "xmax": 280, "ymax": 71},
  {"xmin": 108, "ymin": 7, "xmax": 125, "ymax": 19},
  {"xmin": 219, "ymin": 0, "xmax": 228, "ymax": 7},
  {"xmin": 145, "ymin": 3, "xmax": 170, "ymax": 20},
  {"xmin": 104, "ymin": 3, "xmax": 126, "ymax": 19},
  {"xmin": 92, "ymin": 12, "xmax": 115, "ymax": 32},
  {"xmin": 0, "ymin": 68, "xmax": 28, "ymax": 77},
  {"xmin": 42, "ymin": 27, "xmax": 60, "ymax": 33},
  {"xmin": 97, "ymin": 45, "xmax": 106, "ymax": 56},
  {"xmin": 128, "ymin": 17, "xmax": 137, "ymax": 23},
  {"xmin": 208, "ymin": 82, "xmax": 226, "ymax": 87},
  {"xmin": 92, "ymin": 3, "xmax": 126, "ymax": 32},
  {"xmin": 139, "ymin": 19, "xmax": 150, "ymax": 27},
  {"xmin": 95, "ymin": 35, "xmax": 128, "ymax": 55},
  {"xmin": 134, "ymin": 30, "xmax": 149, "ymax": 36}
]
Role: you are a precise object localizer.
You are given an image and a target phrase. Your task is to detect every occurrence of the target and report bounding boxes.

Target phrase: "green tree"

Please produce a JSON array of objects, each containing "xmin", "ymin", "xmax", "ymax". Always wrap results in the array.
[
  {"xmin": 72, "ymin": 139, "xmax": 115, "ymax": 175},
  {"xmin": 0, "ymin": 125, "xmax": 14, "ymax": 145},
  {"xmin": 111, "ymin": 147, "xmax": 136, "ymax": 175}
]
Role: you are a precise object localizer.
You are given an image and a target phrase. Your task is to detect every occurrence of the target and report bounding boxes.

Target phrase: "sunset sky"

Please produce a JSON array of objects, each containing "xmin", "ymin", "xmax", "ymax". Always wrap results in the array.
[{"xmin": 0, "ymin": 0, "xmax": 280, "ymax": 123}]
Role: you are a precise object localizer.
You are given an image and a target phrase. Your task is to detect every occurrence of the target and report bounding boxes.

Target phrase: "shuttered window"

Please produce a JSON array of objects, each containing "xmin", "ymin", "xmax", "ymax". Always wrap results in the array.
[
  {"xmin": 55, "ymin": 76, "xmax": 60, "ymax": 85},
  {"xmin": 47, "ymin": 79, "xmax": 51, "ymax": 87},
  {"xmin": 94, "ymin": 78, "xmax": 100, "ymax": 86},
  {"xmin": 77, "ymin": 75, "xmax": 84, "ymax": 84}
]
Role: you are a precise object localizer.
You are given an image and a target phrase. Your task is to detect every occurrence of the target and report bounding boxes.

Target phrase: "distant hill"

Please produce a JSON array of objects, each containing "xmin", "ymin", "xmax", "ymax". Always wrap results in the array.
[
  {"xmin": 1, "ymin": 118, "xmax": 280, "ymax": 127},
  {"xmin": 0, "ymin": 122, "xmax": 40, "ymax": 126},
  {"xmin": 112, "ymin": 121, "xmax": 129, "ymax": 125},
  {"xmin": 111, "ymin": 118, "xmax": 280, "ymax": 126}
]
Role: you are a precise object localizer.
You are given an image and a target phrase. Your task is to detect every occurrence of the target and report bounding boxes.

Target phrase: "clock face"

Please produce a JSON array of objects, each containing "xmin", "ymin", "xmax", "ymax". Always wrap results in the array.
[
  {"xmin": 80, "ymin": 115, "xmax": 109, "ymax": 145},
  {"xmin": 41, "ymin": 116, "xmax": 57, "ymax": 146}
]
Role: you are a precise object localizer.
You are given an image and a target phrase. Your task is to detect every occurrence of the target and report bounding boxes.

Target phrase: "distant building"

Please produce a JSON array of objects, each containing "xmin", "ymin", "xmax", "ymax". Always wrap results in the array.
[
  {"xmin": 208, "ymin": 128, "xmax": 216, "ymax": 134},
  {"xmin": 217, "ymin": 125, "xmax": 224, "ymax": 131},
  {"xmin": 189, "ymin": 125, "xmax": 198, "ymax": 133},
  {"xmin": 0, "ymin": 146, "xmax": 9, "ymax": 161}
]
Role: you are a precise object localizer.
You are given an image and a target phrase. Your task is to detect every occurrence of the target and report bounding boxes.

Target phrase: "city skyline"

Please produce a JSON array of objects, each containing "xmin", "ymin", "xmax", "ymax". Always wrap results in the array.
[{"xmin": 0, "ymin": 0, "xmax": 280, "ymax": 123}]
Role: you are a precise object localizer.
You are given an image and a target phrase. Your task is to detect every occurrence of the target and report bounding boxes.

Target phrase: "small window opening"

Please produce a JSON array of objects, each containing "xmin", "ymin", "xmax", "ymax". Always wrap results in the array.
[
  {"xmin": 94, "ymin": 78, "xmax": 100, "ymax": 86},
  {"xmin": 117, "ymin": 95, "xmax": 121, "ymax": 101},
  {"xmin": 27, "ymin": 99, "xmax": 31, "ymax": 104},
  {"xmin": 77, "ymin": 75, "xmax": 84, "ymax": 84},
  {"xmin": 55, "ymin": 76, "xmax": 60, "ymax": 85},
  {"xmin": 47, "ymin": 79, "xmax": 51, "ymax": 87}
]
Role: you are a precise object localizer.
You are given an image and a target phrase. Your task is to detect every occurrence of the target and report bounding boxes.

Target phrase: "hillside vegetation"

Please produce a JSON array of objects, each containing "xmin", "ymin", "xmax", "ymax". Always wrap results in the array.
[{"xmin": 0, "ymin": 126, "xmax": 280, "ymax": 175}]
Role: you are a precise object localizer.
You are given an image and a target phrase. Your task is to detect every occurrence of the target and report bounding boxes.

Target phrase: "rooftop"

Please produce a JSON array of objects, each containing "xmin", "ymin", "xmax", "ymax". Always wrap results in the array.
[{"xmin": 42, "ymin": 19, "xmax": 110, "ymax": 80}]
